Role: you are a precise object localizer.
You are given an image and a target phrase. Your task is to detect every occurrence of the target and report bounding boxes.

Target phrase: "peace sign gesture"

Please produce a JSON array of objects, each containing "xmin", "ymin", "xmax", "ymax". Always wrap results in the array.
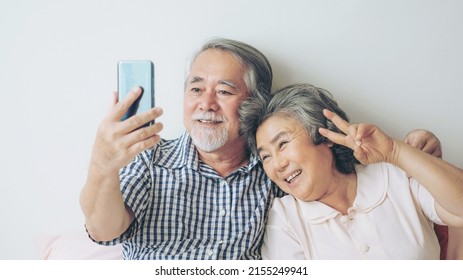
[{"xmin": 318, "ymin": 109, "xmax": 397, "ymax": 165}]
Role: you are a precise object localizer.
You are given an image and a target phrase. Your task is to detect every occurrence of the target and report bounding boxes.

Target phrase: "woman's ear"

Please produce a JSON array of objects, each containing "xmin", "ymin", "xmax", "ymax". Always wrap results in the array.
[{"xmin": 326, "ymin": 141, "xmax": 334, "ymax": 148}]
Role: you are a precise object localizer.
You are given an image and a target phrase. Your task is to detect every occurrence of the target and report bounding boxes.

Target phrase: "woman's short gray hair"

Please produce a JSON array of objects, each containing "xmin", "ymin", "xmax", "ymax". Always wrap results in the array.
[
  {"xmin": 185, "ymin": 38, "xmax": 273, "ymax": 100},
  {"xmin": 239, "ymin": 83, "xmax": 358, "ymax": 174}
]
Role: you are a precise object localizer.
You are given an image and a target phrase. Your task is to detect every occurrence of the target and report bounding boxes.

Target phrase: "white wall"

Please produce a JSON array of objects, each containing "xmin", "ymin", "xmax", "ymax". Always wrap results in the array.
[{"xmin": 1, "ymin": 0, "xmax": 462, "ymax": 259}]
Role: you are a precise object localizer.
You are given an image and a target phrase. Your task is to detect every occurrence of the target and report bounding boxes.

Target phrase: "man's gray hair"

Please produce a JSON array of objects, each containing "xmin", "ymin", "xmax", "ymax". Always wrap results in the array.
[{"xmin": 185, "ymin": 38, "xmax": 273, "ymax": 100}]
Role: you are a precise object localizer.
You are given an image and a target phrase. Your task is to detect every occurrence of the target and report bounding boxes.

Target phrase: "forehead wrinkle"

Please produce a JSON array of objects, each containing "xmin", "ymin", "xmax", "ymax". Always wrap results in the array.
[{"xmin": 270, "ymin": 131, "xmax": 288, "ymax": 145}]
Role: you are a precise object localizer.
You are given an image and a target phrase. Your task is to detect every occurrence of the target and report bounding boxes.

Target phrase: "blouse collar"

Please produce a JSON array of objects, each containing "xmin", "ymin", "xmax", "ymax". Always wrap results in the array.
[{"xmin": 297, "ymin": 163, "xmax": 388, "ymax": 224}]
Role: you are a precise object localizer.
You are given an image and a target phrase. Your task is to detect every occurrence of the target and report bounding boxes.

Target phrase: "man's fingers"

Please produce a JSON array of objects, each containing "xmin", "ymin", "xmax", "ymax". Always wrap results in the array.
[
  {"xmin": 410, "ymin": 138, "xmax": 425, "ymax": 150},
  {"xmin": 119, "ymin": 107, "xmax": 163, "ymax": 134},
  {"xmin": 124, "ymin": 122, "xmax": 164, "ymax": 148},
  {"xmin": 112, "ymin": 87, "xmax": 143, "ymax": 121},
  {"xmin": 423, "ymin": 140, "xmax": 443, "ymax": 158},
  {"xmin": 110, "ymin": 91, "xmax": 118, "ymax": 108},
  {"xmin": 404, "ymin": 130, "xmax": 443, "ymax": 158},
  {"xmin": 127, "ymin": 134, "xmax": 162, "ymax": 159}
]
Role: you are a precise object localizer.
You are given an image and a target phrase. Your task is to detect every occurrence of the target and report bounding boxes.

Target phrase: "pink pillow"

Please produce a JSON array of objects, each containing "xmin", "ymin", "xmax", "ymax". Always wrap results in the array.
[{"xmin": 35, "ymin": 233, "xmax": 123, "ymax": 260}]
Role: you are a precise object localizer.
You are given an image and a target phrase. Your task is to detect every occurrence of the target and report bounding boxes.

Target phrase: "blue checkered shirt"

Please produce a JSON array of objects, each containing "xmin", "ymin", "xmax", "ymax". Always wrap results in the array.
[{"xmin": 100, "ymin": 132, "xmax": 277, "ymax": 259}]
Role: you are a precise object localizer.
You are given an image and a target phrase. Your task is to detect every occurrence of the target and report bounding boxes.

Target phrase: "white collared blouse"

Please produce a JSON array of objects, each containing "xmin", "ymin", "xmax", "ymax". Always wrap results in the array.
[{"xmin": 262, "ymin": 163, "xmax": 442, "ymax": 259}]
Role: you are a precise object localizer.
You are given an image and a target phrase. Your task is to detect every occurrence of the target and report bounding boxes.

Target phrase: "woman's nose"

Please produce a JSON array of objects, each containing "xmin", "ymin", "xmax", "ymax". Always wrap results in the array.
[{"xmin": 273, "ymin": 153, "xmax": 288, "ymax": 172}]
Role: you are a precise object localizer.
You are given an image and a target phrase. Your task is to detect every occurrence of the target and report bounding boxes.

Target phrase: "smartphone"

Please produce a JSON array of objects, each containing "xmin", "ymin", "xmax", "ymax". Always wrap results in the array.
[{"xmin": 117, "ymin": 60, "xmax": 155, "ymax": 127}]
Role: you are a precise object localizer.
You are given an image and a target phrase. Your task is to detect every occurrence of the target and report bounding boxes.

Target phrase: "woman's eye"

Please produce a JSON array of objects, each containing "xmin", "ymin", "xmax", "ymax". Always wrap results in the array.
[
  {"xmin": 279, "ymin": 141, "xmax": 288, "ymax": 148},
  {"xmin": 260, "ymin": 154, "xmax": 270, "ymax": 162}
]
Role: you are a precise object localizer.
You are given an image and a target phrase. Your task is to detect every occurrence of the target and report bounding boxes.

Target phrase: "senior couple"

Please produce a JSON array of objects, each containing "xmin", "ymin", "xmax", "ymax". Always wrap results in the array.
[{"xmin": 80, "ymin": 38, "xmax": 463, "ymax": 260}]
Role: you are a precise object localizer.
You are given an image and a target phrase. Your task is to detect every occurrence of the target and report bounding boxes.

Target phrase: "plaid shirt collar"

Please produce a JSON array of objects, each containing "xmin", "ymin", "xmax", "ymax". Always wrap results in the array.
[{"xmin": 154, "ymin": 131, "xmax": 260, "ymax": 174}]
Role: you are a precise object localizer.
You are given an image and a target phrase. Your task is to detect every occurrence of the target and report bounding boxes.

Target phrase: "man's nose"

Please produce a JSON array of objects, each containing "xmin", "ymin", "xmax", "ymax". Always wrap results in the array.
[{"xmin": 199, "ymin": 89, "xmax": 219, "ymax": 111}]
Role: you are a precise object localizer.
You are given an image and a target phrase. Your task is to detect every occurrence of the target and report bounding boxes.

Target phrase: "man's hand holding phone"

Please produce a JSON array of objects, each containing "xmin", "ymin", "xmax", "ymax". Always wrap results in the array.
[
  {"xmin": 81, "ymin": 62, "xmax": 161, "ymax": 242},
  {"xmin": 90, "ymin": 87, "xmax": 163, "ymax": 176}
]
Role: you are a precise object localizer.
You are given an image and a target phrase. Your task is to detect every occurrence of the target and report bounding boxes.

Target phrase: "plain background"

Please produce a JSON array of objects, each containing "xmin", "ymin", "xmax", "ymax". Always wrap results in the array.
[{"xmin": 0, "ymin": 0, "xmax": 462, "ymax": 259}]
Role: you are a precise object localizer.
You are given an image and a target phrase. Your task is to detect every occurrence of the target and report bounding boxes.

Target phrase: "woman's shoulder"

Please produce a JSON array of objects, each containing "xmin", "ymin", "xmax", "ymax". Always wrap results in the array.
[
  {"xmin": 356, "ymin": 162, "xmax": 408, "ymax": 179},
  {"xmin": 272, "ymin": 195, "xmax": 298, "ymax": 210},
  {"xmin": 267, "ymin": 195, "xmax": 298, "ymax": 225}
]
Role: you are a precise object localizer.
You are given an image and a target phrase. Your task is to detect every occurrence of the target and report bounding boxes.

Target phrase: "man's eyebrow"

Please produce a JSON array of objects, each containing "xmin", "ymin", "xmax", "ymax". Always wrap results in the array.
[
  {"xmin": 256, "ymin": 131, "xmax": 288, "ymax": 156},
  {"xmin": 187, "ymin": 77, "xmax": 238, "ymax": 89},
  {"xmin": 188, "ymin": 76, "xmax": 204, "ymax": 84},
  {"xmin": 218, "ymin": 79, "xmax": 238, "ymax": 89}
]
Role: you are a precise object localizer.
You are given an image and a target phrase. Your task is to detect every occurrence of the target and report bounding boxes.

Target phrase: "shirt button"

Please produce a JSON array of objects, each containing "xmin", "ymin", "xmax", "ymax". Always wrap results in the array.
[
  {"xmin": 348, "ymin": 212, "xmax": 355, "ymax": 220},
  {"xmin": 340, "ymin": 216, "xmax": 347, "ymax": 223},
  {"xmin": 207, "ymin": 250, "xmax": 214, "ymax": 257},
  {"xmin": 220, "ymin": 209, "xmax": 226, "ymax": 216},
  {"xmin": 218, "ymin": 240, "xmax": 223, "ymax": 244},
  {"xmin": 360, "ymin": 244, "xmax": 370, "ymax": 252}
]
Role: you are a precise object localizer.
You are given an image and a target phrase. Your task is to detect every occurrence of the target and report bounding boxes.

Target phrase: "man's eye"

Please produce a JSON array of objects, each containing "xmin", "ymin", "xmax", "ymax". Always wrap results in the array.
[
  {"xmin": 190, "ymin": 88, "xmax": 201, "ymax": 93},
  {"xmin": 217, "ymin": 90, "xmax": 232, "ymax": 95}
]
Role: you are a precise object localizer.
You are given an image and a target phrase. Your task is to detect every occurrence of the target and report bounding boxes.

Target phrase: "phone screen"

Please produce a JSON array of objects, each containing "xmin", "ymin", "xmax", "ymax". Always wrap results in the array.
[{"xmin": 117, "ymin": 60, "xmax": 155, "ymax": 125}]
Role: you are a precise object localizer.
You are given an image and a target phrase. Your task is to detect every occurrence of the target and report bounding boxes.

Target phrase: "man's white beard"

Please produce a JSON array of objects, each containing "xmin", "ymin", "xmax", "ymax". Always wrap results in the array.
[{"xmin": 190, "ymin": 125, "xmax": 228, "ymax": 152}]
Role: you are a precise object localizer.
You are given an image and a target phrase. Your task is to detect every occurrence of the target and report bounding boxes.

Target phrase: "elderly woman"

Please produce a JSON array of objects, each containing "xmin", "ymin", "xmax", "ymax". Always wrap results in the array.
[{"xmin": 239, "ymin": 83, "xmax": 463, "ymax": 259}]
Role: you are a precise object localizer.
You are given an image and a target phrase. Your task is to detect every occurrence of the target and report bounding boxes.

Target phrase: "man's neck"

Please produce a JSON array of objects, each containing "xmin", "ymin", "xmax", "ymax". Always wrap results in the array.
[{"xmin": 197, "ymin": 145, "xmax": 250, "ymax": 178}]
